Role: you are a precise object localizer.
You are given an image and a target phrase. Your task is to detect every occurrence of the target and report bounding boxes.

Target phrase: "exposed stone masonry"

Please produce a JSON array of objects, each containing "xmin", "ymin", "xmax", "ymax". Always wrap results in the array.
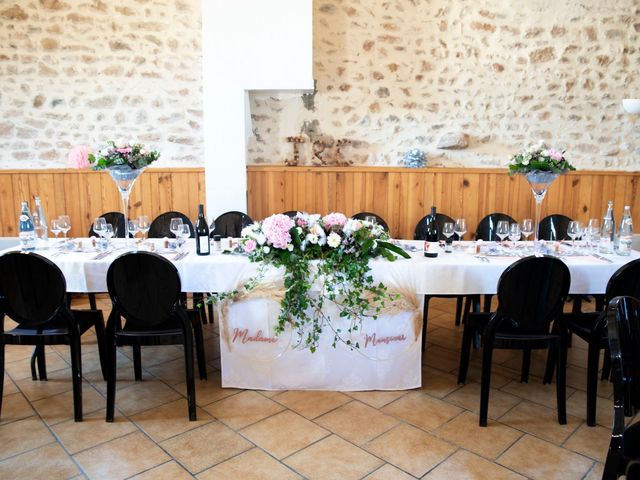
[
  {"xmin": 248, "ymin": 0, "xmax": 640, "ymax": 170},
  {"xmin": 0, "ymin": 0, "xmax": 203, "ymax": 168}
]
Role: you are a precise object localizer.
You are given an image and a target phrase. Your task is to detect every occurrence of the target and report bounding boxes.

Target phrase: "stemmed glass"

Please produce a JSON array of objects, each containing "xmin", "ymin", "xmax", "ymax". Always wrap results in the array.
[
  {"xmin": 567, "ymin": 221, "xmax": 580, "ymax": 253},
  {"xmin": 442, "ymin": 222, "xmax": 454, "ymax": 252},
  {"xmin": 138, "ymin": 215, "xmax": 150, "ymax": 240},
  {"xmin": 454, "ymin": 218, "xmax": 466, "ymax": 248},
  {"xmin": 509, "ymin": 223, "xmax": 521, "ymax": 253},
  {"xmin": 521, "ymin": 218, "xmax": 534, "ymax": 246},
  {"xmin": 58, "ymin": 215, "xmax": 71, "ymax": 239},
  {"xmin": 50, "ymin": 218, "xmax": 62, "ymax": 241},
  {"xmin": 169, "ymin": 218, "xmax": 183, "ymax": 248},
  {"xmin": 128, "ymin": 219, "xmax": 139, "ymax": 239},
  {"xmin": 177, "ymin": 224, "xmax": 191, "ymax": 252},
  {"xmin": 496, "ymin": 220, "xmax": 509, "ymax": 252},
  {"xmin": 93, "ymin": 218, "xmax": 107, "ymax": 250},
  {"xmin": 587, "ymin": 219, "xmax": 600, "ymax": 252},
  {"xmin": 103, "ymin": 224, "xmax": 114, "ymax": 247}
]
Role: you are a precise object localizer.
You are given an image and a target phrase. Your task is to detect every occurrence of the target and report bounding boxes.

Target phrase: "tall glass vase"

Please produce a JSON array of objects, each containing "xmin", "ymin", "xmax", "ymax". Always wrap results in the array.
[
  {"xmin": 107, "ymin": 165, "xmax": 145, "ymax": 243},
  {"xmin": 525, "ymin": 170, "xmax": 558, "ymax": 254}
]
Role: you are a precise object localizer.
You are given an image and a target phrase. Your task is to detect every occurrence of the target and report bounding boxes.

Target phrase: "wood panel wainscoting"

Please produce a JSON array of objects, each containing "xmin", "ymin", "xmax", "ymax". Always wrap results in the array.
[
  {"xmin": 247, "ymin": 166, "xmax": 640, "ymax": 240},
  {"xmin": 0, "ymin": 168, "xmax": 205, "ymax": 238}
]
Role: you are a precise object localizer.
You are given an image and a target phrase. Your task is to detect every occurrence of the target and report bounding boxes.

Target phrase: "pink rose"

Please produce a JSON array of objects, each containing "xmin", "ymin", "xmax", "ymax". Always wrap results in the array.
[
  {"xmin": 244, "ymin": 239, "xmax": 257, "ymax": 253},
  {"xmin": 548, "ymin": 148, "xmax": 563, "ymax": 161},
  {"xmin": 68, "ymin": 145, "xmax": 91, "ymax": 169}
]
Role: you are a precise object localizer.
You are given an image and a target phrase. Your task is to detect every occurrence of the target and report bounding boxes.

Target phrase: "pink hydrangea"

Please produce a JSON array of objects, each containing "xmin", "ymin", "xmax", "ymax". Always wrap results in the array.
[
  {"xmin": 262, "ymin": 214, "xmax": 294, "ymax": 249},
  {"xmin": 547, "ymin": 148, "xmax": 564, "ymax": 161},
  {"xmin": 244, "ymin": 239, "xmax": 257, "ymax": 253},
  {"xmin": 322, "ymin": 212, "xmax": 347, "ymax": 230},
  {"xmin": 68, "ymin": 145, "xmax": 91, "ymax": 169}
]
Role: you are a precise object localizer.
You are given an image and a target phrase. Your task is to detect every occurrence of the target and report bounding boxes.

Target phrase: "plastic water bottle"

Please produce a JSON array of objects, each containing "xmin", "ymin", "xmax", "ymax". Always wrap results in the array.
[
  {"xmin": 18, "ymin": 201, "xmax": 36, "ymax": 251},
  {"xmin": 32, "ymin": 195, "xmax": 48, "ymax": 248},
  {"xmin": 617, "ymin": 205, "xmax": 633, "ymax": 256}
]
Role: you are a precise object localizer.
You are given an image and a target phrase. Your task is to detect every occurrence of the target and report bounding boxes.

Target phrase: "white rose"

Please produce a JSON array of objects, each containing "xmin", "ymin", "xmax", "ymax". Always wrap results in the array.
[
  {"xmin": 306, "ymin": 233, "xmax": 318, "ymax": 244},
  {"xmin": 263, "ymin": 246, "xmax": 270, "ymax": 254},
  {"xmin": 327, "ymin": 232, "xmax": 341, "ymax": 248},
  {"xmin": 256, "ymin": 233, "xmax": 266, "ymax": 245},
  {"xmin": 240, "ymin": 226, "xmax": 253, "ymax": 238},
  {"xmin": 287, "ymin": 244, "xmax": 294, "ymax": 251},
  {"xmin": 115, "ymin": 138, "xmax": 127, "ymax": 149},
  {"xmin": 296, "ymin": 226, "xmax": 303, "ymax": 235}
]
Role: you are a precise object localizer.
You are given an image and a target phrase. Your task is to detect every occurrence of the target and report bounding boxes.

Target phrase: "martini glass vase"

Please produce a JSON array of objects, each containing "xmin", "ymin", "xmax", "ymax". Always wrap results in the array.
[
  {"xmin": 107, "ymin": 165, "xmax": 145, "ymax": 244},
  {"xmin": 525, "ymin": 170, "xmax": 558, "ymax": 254}
]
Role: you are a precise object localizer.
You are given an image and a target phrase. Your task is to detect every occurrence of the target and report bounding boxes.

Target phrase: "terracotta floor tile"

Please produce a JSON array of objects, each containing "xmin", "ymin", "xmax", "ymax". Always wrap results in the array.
[
  {"xmin": 111, "ymin": 380, "xmax": 182, "ymax": 417},
  {"xmin": 362, "ymin": 463, "xmax": 415, "ymax": 480},
  {"xmin": 498, "ymin": 401, "xmax": 582, "ymax": 445},
  {"xmin": 15, "ymin": 368, "xmax": 75, "ymax": 402},
  {"xmin": 425, "ymin": 449, "xmax": 526, "ymax": 479},
  {"xmin": 31, "ymin": 383, "xmax": 105, "ymax": 426},
  {"xmin": 0, "ymin": 416, "xmax": 54, "ymax": 461},
  {"xmin": 240, "ymin": 410, "xmax": 329, "ymax": 459},
  {"xmin": 203, "ymin": 390, "xmax": 284, "ymax": 429},
  {"xmin": 315, "ymin": 400, "xmax": 399, "ymax": 445},
  {"xmin": 160, "ymin": 421, "xmax": 252, "ymax": 474},
  {"xmin": 346, "ymin": 390, "xmax": 408, "ymax": 409},
  {"xmin": 3, "ymin": 376, "xmax": 18, "ymax": 396},
  {"xmin": 566, "ymin": 390, "xmax": 613, "ymax": 427},
  {"xmin": 461, "ymin": 363, "xmax": 515, "ymax": 388},
  {"xmin": 74, "ymin": 431, "xmax": 170, "ymax": 480},
  {"xmin": 382, "ymin": 391, "xmax": 462, "ymax": 431},
  {"xmin": 198, "ymin": 448, "xmax": 302, "ymax": 480},
  {"xmin": 501, "ymin": 379, "xmax": 576, "ymax": 410},
  {"xmin": 284, "ymin": 434, "xmax": 383, "ymax": 480},
  {"xmin": 364, "ymin": 424, "xmax": 456, "ymax": 477},
  {"xmin": 129, "ymin": 460, "xmax": 194, "ymax": 479},
  {"xmin": 174, "ymin": 372, "xmax": 241, "ymax": 406},
  {"xmin": 0, "ymin": 392, "xmax": 35, "ymax": 426},
  {"xmin": 444, "ymin": 382, "xmax": 521, "ymax": 420},
  {"xmin": 147, "ymin": 357, "xmax": 209, "ymax": 385},
  {"xmin": 4, "ymin": 349, "xmax": 69, "ymax": 381},
  {"xmin": 497, "ymin": 435, "xmax": 593, "ymax": 480},
  {"xmin": 51, "ymin": 409, "xmax": 137, "ymax": 454},
  {"xmin": 583, "ymin": 461, "xmax": 605, "ymax": 480},
  {"xmin": 422, "ymin": 344, "xmax": 461, "ymax": 371},
  {"xmin": 420, "ymin": 366, "xmax": 462, "ymax": 398},
  {"xmin": 563, "ymin": 423, "xmax": 611, "ymax": 462},
  {"xmin": 0, "ymin": 442, "xmax": 79, "ymax": 479},
  {"xmin": 434, "ymin": 411, "xmax": 523, "ymax": 459},
  {"xmin": 131, "ymin": 398, "xmax": 214, "ymax": 442},
  {"xmin": 273, "ymin": 390, "xmax": 351, "ymax": 419}
]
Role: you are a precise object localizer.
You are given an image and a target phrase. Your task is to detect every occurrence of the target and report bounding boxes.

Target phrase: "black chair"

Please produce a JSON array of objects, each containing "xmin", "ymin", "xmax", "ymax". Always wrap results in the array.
[
  {"xmin": 88, "ymin": 211, "xmax": 126, "ymax": 238},
  {"xmin": 475, "ymin": 212, "xmax": 516, "ymax": 242},
  {"xmin": 414, "ymin": 213, "xmax": 465, "ymax": 345},
  {"xmin": 602, "ymin": 296, "xmax": 640, "ymax": 480},
  {"xmin": 210, "ymin": 211, "xmax": 253, "ymax": 238},
  {"xmin": 550, "ymin": 259, "xmax": 640, "ymax": 426},
  {"xmin": 281, "ymin": 210, "xmax": 298, "ymax": 218},
  {"xmin": 105, "ymin": 252, "xmax": 206, "ymax": 422},
  {"xmin": 0, "ymin": 252, "xmax": 106, "ymax": 422},
  {"xmin": 538, "ymin": 214, "xmax": 572, "ymax": 241},
  {"xmin": 148, "ymin": 211, "xmax": 195, "ymax": 238},
  {"xmin": 352, "ymin": 212, "xmax": 390, "ymax": 232},
  {"xmin": 458, "ymin": 255, "xmax": 571, "ymax": 426}
]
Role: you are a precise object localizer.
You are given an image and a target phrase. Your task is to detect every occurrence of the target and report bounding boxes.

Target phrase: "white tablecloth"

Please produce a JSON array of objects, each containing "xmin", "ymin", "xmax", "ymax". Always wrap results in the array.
[{"xmin": 2, "ymin": 239, "xmax": 637, "ymax": 390}]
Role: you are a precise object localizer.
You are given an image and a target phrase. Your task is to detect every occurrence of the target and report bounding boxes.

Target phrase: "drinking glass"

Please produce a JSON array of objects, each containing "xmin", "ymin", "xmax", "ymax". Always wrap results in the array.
[
  {"xmin": 587, "ymin": 218, "xmax": 600, "ymax": 252},
  {"xmin": 600, "ymin": 218, "xmax": 614, "ymax": 253},
  {"xmin": 50, "ymin": 218, "xmax": 62, "ymax": 240},
  {"xmin": 496, "ymin": 220, "xmax": 509, "ymax": 252},
  {"xmin": 93, "ymin": 217, "xmax": 106, "ymax": 238},
  {"xmin": 442, "ymin": 222, "xmax": 454, "ymax": 252},
  {"xmin": 103, "ymin": 224, "xmax": 114, "ymax": 246},
  {"xmin": 128, "ymin": 219, "xmax": 139, "ymax": 239},
  {"xmin": 509, "ymin": 223, "xmax": 521, "ymax": 252},
  {"xmin": 454, "ymin": 218, "xmax": 467, "ymax": 247},
  {"xmin": 364, "ymin": 215, "xmax": 377, "ymax": 225},
  {"xmin": 178, "ymin": 224, "xmax": 191, "ymax": 251},
  {"xmin": 521, "ymin": 218, "xmax": 534, "ymax": 242},
  {"xmin": 567, "ymin": 221, "xmax": 580, "ymax": 253},
  {"xmin": 169, "ymin": 218, "xmax": 183, "ymax": 239},
  {"xmin": 58, "ymin": 215, "xmax": 71, "ymax": 238},
  {"xmin": 138, "ymin": 215, "xmax": 150, "ymax": 240}
]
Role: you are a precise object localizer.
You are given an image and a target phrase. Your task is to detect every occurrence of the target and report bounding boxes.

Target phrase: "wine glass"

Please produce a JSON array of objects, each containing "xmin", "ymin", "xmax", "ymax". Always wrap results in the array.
[
  {"xmin": 509, "ymin": 223, "xmax": 521, "ymax": 252},
  {"xmin": 454, "ymin": 218, "xmax": 467, "ymax": 247},
  {"xmin": 496, "ymin": 220, "xmax": 509, "ymax": 252},
  {"xmin": 521, "ymin": 218, "xmax": 534, "ymax": 243},
  {"xmin": 138, "ymin": 215, "xmax": 150, "ymax": 240},
  {"xmin": 50, "ymin": 218, "xmax": 62, "ymax": 240},
  {"xmin": 103, "ymin": 223, "xmax": 114, "ymax": 247},
  {"xmin": 128, "ymin": 219, "xmax": 139, "ymax": 239},
  {"xmin": 587, "ymin": 218, "xmax": 600, "ymax": 252},
  {"xmin": 177, "ymin": 224, "xmax": 191, "ymax": 252},
  {"xmin": 442, "ymin": 222, "xmax": 454, "ymax": 252},
  {"xmin": 169, "ymin": 218, "xmax": 183, "ymax": 238},
  {"xmin": 364, "ymin": 215, "xmax": 377, "ymax": 225},
  {"xmin": 58, "ymin": 215, "xmax": 71, "ymax": 239},
  {"xmin": 567, "ymin": 221, "xmax": 580, "ymax": 253}
]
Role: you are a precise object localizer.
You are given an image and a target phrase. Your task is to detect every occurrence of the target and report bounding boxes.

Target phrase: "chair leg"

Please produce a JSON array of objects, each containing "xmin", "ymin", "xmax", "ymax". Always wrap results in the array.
[
  {"xmin": 93, "ymin": 319, "xmax": 108, "ymax": 382},
  {"xmin": 479, "ymin": 341, "xmax": 494, "ymax": 426},
  {"xmin": 191, "ymin": 321, "xmax": 208, "ymax": 381},
  {"xmin": 0, "ymin": 344, "xmax": 5, "ymax": 418},
  {"xmin": 521, "ymin": 348, "xmax": 531, "ymax": 383},
  {"xmin": 133, "ymin": 344, "xmax": 142, "ymax": 381},
  {"xmin": 586, "ymin": 340, "xmax": 600, "ymax": 426},
  {"xmin": 182, "ymin": 330, "xmax": 197, "ymax": 421},
  {"xmin": 483, "ymin": 294, "xmax": 493, "ymax": 312},
  {"xmin": 88, "ymin": 293, "xmax": 97, "ymax": 310},
  {"xmin": 458, "ymin": 322, "xmax": 473, "ymax": 384},
  {"xmin": 36, "ymin": 345, "xmax": 47, "ymax": 381},
  {"xmin": 454, "ymin": 296, "xmax": 463, "ymax": 326},
  {"xmin": 543, "ymin": 347, "xmax": 556, "ymax": 385},
  {"xmin": 556, "ymin": 340, "xmax": 568, "ymax": 425},
  {"xmin": 106, "ymin": 337, "xmax": 117, "ymax": 422},
  {"xmin": 601, "ymin": 346, "xmax": 611, "ymax": 381},
  {"xmin": 421, "ymin": 296, "xmax": 431, "ymax": 352},
  {"xmin": 30, "ymin": 347, "xmax": 38, "ymax": 380},
  {"xmin": 207, "ymin": 296, "xmax": 214, "ymax": 325},
  {"xmin": 69, "ymin": 336, "xmax": 83, "ymax": 422}
]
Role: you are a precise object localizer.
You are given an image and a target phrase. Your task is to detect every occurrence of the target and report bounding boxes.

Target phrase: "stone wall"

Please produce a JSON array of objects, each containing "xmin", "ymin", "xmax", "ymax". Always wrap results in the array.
[
  {"xmin": 248, "ymin": 0, "xmax": 640, "ymax": 170},
  {"xmin": 0, "ymin": 0, "xmax": 202, "ymax": 168}
]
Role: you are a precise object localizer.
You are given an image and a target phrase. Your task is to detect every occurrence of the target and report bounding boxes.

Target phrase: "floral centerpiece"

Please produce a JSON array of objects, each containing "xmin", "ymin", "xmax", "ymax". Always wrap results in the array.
[
  {"xmin": 216, "ymin": 212, "xmax": 410, "ymax": 352},
  {"xmin": 68, "ymin": 139, "xmax": 160, "ymax": 170}
]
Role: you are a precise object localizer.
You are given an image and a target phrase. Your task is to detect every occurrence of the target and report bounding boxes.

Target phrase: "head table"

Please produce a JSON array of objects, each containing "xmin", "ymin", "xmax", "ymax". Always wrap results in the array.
[{"xmin": 1, "ymin": 239, "xmax": 636, "ymax": 391}]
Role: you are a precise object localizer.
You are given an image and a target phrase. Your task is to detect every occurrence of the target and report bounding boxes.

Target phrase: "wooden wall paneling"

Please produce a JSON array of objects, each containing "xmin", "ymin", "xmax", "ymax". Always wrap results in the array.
[
  {"xmin": 405, "ymin": 172, "xmax": 425, "ymax": 238},
  {"xmin": 350, "ymin": 171, "xmax": 365, "ymax": 215},
  {"xmin": 0, "ymin": 175, "xmax": 15, "ymax": 235}
]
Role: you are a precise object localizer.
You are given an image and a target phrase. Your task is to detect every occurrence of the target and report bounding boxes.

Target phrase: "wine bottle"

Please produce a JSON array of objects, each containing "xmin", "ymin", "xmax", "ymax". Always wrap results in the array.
[
  {"xmin": 425, "ymin": 206, "xmax": 439, "ymax": 242},
  {"xmin": 18, "ymin": 201, "xmax": 35, "ymax": 251},
  {"xmin": 195, "ymin": 204, "xmax": 210, "ymax": 256}
]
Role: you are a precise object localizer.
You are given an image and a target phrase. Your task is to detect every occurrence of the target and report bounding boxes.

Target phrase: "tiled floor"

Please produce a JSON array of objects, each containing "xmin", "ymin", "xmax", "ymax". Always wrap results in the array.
[{"xmin": 0, "ymin": 295, "xmax": 617, "ymax": 479}]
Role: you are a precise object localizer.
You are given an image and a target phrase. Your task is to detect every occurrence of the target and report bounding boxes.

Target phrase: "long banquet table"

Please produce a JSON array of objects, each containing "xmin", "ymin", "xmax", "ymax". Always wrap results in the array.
[{"xmin": 2, "ymin": 239, "xmax": 637, "ymax": 391}]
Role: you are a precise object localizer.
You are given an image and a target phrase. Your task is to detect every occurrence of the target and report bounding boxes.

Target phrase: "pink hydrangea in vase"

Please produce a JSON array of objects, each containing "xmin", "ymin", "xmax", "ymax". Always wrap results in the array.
[{"xmin": 68, "ymin": 145, "xmax": 91, "ymax": 169}]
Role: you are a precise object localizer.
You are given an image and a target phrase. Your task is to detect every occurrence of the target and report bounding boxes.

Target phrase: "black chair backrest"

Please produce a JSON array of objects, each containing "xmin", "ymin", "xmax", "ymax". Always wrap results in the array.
[
  {"xmin": 88, "ymin": 211, "xmax": 126, "ymax": 238},
  {"xmin": 148, "ymin": 211, "xmax": 195, "ymax": 238},
  {"xmin": 607, "ymin": 296, "xmax": 640, "ymax": 412},
  {"xmin": 352, "ymin": 212, "xmax": 390, "ymax": 232},
  {"xmin": 538, "ymin": 214, "xmax": 572, "ymax": 241},
  {"xmin": 281, "ymin": 211, "xmax": 298, "ymax": 218},
  {"xmin": 496, "ymin": 255, "xmax": 571, "ymax": 334},
  {"xmin": 606, "ymin": 259, "xmax": 640, "ymax": 303},
  {"xmin": 414, "ymin": 212, "xmax": 455, "ymax": 241},
  {"xmin": 475, "ymin": 213, "xmax": 516, "ymax": 241},
  {"xmin": 211, "ymin": 211, "xmax": 253, "ymax": 237},
  {"xmin": 107, "ymin": 252, "xmax": 181, "ymax": 328},
  {"xmin": 0, "ymin": 252, "xmax": 67, "ymax": 326}
]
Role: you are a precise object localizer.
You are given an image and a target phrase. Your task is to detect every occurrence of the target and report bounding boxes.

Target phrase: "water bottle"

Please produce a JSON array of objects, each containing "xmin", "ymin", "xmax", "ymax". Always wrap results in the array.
[
  {"xmin": 599, "ymin": 201, "xmax": 615, "ymax": 254},
  {"xmin": 18, "ymin": 201, "xmax": 36, "ymax": 251},
  {"xmin": 617, "ymin": 205, "xmax": 633, "ymax": 256},
  {"xmin": 32, "ymin": 195, "xmax": 48, "ymax": 248}
]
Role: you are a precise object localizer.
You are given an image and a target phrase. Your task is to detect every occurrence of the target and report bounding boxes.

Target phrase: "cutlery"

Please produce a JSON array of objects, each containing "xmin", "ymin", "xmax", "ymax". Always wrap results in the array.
[
  {"xmin": 591, "ymin": 253, "xmax": 613, "ymax": 264},
  {"xmin": 174, "ymin": 251, "xmax": 189, "ymax": 261},
  {"xmin": 474, "ymin": 255, "xmax": 489, "ymax": 263},
  {"xmin": 91, "ymin": 251, "xmax": 111, "ymax": 260}
]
